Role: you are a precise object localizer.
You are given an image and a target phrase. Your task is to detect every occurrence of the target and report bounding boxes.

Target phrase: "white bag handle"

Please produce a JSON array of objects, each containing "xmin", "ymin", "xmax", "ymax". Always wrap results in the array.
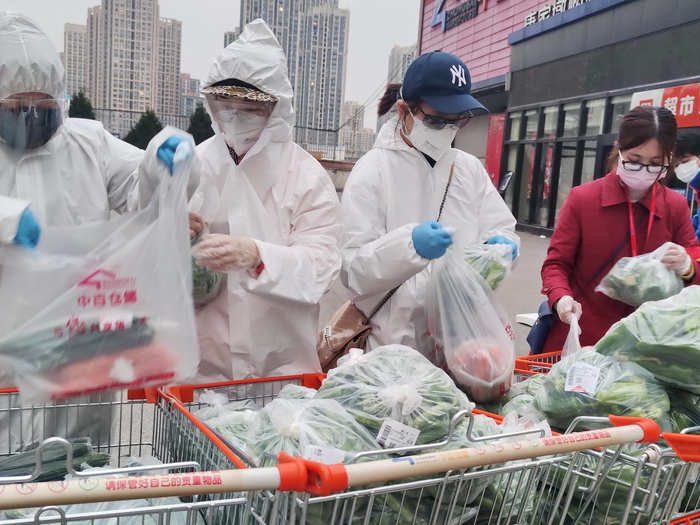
[{"xmin": 561, "ymin": 316, "xmax": 582, "ymax": 359}]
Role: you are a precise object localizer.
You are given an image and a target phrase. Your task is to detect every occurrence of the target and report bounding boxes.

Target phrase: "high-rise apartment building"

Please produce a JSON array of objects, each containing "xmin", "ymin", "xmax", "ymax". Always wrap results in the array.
[
  {"xmin": 239, "ymin": 0, "xmax": 349, "ymax": 154},
  {"xmin": 157, "ymin": 17, "xmax": 182, "ymax": 128},
  {"xmin": 180, "ymin": 72, "xmax": 202, "ymax": 117},
  {"xmin": 339, "ymin": 101, "xmax": 374, "ymax": 159},
  {"xmin": 295, "ymin": 3, "xmax": 349, "ymax": 151},
  {"xmin": 224, "ymin": 28, "xmax": 239, "ymax": 48},
  {"xmin": 78, "ymin": 0, "xmax": 182, "ymax": 137},
  {"xmin": 64, "ymin": 23, "xmax": 88, "ymax": 98},
  {"xmin": 377, "ymin": 43, "xmax": 416, "ymax": 132}
]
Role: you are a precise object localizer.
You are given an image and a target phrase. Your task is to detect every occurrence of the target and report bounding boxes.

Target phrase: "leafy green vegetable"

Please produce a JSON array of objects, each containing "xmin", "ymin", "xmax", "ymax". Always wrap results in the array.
[
  {"xmin": 520, "ymin": 350, "xmax": 670, "ymax": 432},
  {"xmin": 595, "ymin": 242, "xmax": 683, "ymax": 306},
  {"xmin": 277, "ymin": 384, "xmax": 316, "ymax": 400},
  {"xmin": 191, "ymin": 235, "xmax": 224, "ymax": 307},
  {"xmin": 464, "ymin": 244, "xmax": 512, "ymax": 290},
  {"xmin": 316, "ymin": 345, "xmax": 471, "ymax": 445},
  {"xmin": 595, "ymin": 286, "xmax": 700, "ymax": 393},
  {"xmin": 0, "ymin": 317, "xmax": 154, "ymax": 375},
  {"xmin": 668, "ymin": 388, "xmax": 700, "ymax": 432},
  {"xmin": 0, "ymin": 438, "xmax": 110, "ymax": 482}
]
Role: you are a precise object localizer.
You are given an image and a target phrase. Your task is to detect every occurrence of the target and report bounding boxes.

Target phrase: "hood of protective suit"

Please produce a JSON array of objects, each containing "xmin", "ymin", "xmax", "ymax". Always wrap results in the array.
[
  {"xmin": 0, "ymin": 12, "xmax": 65, "ymax": 102},
  {"xmin": 375, "ymin": 115, "xmax": 414, "ymax": 154},
  {"xmin": 204, "ymin": 19, "xmax": 294, "ymax": 149}
]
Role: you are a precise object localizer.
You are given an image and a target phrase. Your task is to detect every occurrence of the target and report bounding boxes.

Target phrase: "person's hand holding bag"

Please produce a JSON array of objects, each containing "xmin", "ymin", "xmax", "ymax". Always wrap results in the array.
[
  {"xmin": 660, "ymin": 242, "xmax": 694, "ymax": 278},
  {"xmin": 412, "ymin": 221, "xmax": 453, "ymax": 259},
  {"xmin": 556, "ymin": 295, "xmax": 582, "ymax": 325},
  {"xmin": 189, "ymin": 212, "xmax": 205, "ymax": 241},
  {"xmin": 193, "ymin": 233, "xmax": 261, "ymax": 273}
]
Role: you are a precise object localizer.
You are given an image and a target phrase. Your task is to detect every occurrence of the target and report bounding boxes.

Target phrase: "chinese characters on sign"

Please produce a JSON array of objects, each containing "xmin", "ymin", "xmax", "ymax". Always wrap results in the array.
[
  {"xmin": 104, "ymin": 473, "xmax": 224, "ymax": 492},
  {"xmin": 631, "ymin": 83, "xmax": 700, "ymax": 128},
  {"xmin": 525, "ymin": 0, "xmax": 591, "ymax": 27}
]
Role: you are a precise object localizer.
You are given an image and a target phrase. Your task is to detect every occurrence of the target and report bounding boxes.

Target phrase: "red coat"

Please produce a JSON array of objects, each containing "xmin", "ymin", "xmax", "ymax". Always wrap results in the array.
[{"xmin": 541, "ymin": 171, "xmax": 700, "ymax": 352}]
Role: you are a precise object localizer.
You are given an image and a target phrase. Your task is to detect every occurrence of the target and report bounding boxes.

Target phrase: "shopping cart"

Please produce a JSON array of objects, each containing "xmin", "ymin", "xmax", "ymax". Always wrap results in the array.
[
  {"xmin": 513, "ymin": 351, "xmax": 562, "ymax": 382},
  {"xmin": 0, "ymin": 387, "xmax": 255, "ymax": 525},
  {"xmin": 158, "ymin": 376, "xmax": 656, "ymax": 525}
]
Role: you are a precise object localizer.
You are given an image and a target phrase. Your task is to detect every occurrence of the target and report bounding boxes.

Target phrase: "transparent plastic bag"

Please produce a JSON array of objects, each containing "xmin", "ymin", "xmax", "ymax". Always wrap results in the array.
[
  {"xmin": 595, "ymin": 242, "xmax": 683, "ymax": 306},
  {"xmin": 426, "ymin": 250, "xmax": 515, "ymax": 402},
  {"xmin": 534, "ymin": 349, "xmax": 670, "ymax": 431},
  {"xmin": 561, "ymin": 316, "xmax": 582, "ymax": 360},
  {"xmin": 464, "ymin": 243, "xmax": 513, "ymax": 290},
  {"xmin": 0, "ymin": 135, "xmax": 199, "ymax": 402},
  {"xmin": 596, "ymin": 285, "xmax": 700, "ymax": 393},
  {"xmin": 316, "ymin": 345, "xmax": 472, "ymax": 445},
  {"xmin": 252, "ymin": 398, "xmax": 379, "ymax": 466},
  {"xmin": 191, "ymin": 230, "xmax": 224, "ymax": 308}
]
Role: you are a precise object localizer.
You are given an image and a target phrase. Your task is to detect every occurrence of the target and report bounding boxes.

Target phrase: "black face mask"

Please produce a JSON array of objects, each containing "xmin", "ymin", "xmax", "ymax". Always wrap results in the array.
[{"xmin": 0, "ymin": 106, "xmax": 62, "ymax": 151}]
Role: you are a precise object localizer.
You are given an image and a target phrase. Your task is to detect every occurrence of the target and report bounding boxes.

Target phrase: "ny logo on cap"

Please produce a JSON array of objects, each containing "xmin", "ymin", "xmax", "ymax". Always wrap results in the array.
[{"xmin": 450, "ymin": 64, "xmax": 466, "ymax": 87}]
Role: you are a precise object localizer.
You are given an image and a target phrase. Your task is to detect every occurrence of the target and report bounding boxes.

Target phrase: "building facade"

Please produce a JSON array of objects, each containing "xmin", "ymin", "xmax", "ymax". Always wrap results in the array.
[
  {"xmin": 224, "ymin": 29, "xmax": 238, "ymax": 48},
  {"xmin": 180, "ymin": 73, "xmax": 202, "ymax": 117},
  {"xmin": 80, "ymin": 0, "xmax": 184, "ymax": 137},
  {"xmin": 157, "ymin": 17, "xmax": 182, "ymax": 128},
  {"xmin": 419, "ymin": 0, "xmax": 700, "ymax": 232},
  {"xmin": 63, "ymin": 23, "xmax": 88, "ymax": 98},
  {"xmin": 240, "ymin": 0, "xmax": 349, "ymax": 154},
  {"xmin": 339, "ymin": 100, "xmax": 370, "ymax": 159},
  {"xmin": 377, "ymin": 43, "xmax": 416, "ymax": 133}
]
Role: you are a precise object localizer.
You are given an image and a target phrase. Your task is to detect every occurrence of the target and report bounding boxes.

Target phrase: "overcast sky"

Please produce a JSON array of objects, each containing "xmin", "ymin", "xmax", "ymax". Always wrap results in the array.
[{"xmin": 3, "ymin": 0, "xmax": 420, "ymax": 129}]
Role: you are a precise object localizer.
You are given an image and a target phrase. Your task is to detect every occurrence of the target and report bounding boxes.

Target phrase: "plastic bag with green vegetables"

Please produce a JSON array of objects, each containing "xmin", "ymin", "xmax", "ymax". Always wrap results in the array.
[
  {"xmin": 533, "ymin": 349, "xmax": 670, "ymax": 431},
  {"xmin": 595, "ymin": 242, "xmax": 683, "ymax": 306},
  {"xmin": 191, "ymin": 233, "xmax": 224, "ymax": 307},
  {"xmin": 595, "ymin": 285, "xmax": 700, "ymax": 394},
  {"xmin": 249, "ymin": 398, "xmax": 379, "ymax": 467},
  {"xmin": 464, "ymin": 243, "xmax": 513, "ymax": 290},
  {"xmin": 316, "ymin": 345, "xmax": 472, "ymax": 445}
]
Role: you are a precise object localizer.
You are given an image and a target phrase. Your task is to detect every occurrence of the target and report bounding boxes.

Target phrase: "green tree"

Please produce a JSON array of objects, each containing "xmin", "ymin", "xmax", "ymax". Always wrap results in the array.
[
  {"xmin": 124, "ymin": 110, "xmax": 163, "ymax": 149},
  {"xmin": 68, "ymin": 91, "xmax": 96, "ymax": 119},
  {"xmin": 187, "ymin": 103, "xmax": 214, "ymax": 145}
]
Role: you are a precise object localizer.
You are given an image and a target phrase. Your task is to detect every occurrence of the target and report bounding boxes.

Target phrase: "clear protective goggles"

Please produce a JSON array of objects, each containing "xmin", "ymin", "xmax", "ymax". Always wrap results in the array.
[
  {"xmin": 0, "ymin": 96, "xmax": 60, "ymax": 115},
  {"xmin": 206, "ymin": 96, "xmax": 274, "ymax": 120}
]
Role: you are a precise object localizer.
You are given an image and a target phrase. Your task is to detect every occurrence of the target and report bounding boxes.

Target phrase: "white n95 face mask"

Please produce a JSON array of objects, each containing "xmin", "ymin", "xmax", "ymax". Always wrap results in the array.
[
  {"xmin": 676, "ymin": 159, "xmax": 700, "ymax": 184},
  {"xmin": 403, "ymin": 110, "xmax": 458, "ymax": 160},
  {"xmin": 216, "ymin": 109, "xmax": 268, "ymax": 155}
]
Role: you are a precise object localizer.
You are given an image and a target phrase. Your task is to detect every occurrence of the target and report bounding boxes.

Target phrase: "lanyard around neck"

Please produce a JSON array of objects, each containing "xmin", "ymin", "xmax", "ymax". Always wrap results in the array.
[{"xmin": 626, "ymin": 184, "xmax": 656, "ymax": 257}]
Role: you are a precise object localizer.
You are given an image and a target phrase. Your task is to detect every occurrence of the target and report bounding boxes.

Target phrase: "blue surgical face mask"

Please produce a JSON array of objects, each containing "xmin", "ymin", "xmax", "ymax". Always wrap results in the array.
[{"xmin": 0, "ymin": 106, "xmax": 62, "ymax": 151}]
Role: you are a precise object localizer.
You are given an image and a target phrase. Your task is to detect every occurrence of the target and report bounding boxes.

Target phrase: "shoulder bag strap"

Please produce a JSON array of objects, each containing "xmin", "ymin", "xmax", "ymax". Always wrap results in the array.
[{"xmin": 365, "ymin": 162, "xmax": 455, "ymax": 323}]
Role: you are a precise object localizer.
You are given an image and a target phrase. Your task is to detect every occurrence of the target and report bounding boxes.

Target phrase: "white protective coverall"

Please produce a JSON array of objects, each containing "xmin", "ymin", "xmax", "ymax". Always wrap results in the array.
[
  {"xmin": 0, "ymin": 12, "xmax": 198, "ymax": 453},
  {"xmin": 191, "ymin": 19, "xmax": 342, "ymax": 381},
  {"xmin": 0, "ymin": 12, "xmax": 198, "ymax": 242},
  {"xmin": 342, "ymin": 115, "xmax": 519, "ymax": 351}
]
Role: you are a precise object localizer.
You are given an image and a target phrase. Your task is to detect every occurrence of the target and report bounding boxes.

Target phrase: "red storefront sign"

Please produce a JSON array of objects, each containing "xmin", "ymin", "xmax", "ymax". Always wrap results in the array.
[
  {"xmin": 485, "ymin": 114, "xmax": 505, "ymax": 186},
  {"xmin": 631, "ymin": 83, "xmax": 700, "ymax": 128}
]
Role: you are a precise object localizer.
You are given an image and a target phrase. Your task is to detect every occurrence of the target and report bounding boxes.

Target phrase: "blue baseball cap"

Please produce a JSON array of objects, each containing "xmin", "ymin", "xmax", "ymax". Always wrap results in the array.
[{"xmin": 401, "ymin": 51, "xmax": 488, "ymax": 115}]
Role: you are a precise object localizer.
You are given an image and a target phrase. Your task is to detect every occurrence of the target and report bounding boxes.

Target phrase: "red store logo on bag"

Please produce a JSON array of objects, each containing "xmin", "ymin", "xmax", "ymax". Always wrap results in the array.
[{"xmin": 76, "ymin": 269, "xmax": 138, "ymax": 309}]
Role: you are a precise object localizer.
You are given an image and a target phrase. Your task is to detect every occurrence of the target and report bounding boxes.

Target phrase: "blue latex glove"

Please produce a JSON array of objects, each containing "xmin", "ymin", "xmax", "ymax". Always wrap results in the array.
[
  {"xmin": 412, "ymin": 221, "xmax": 453, "ymax": 260},
  {"xmin": 13, "ymin": 208, "xmax": 41, "ymax": 248},
  {"xmin": 487, "ymin": 235, "xmax": 519, "ymax": 261},
  {"xmin": 157, "ymin": 136, "xmax": 186, "ymax": 175}
]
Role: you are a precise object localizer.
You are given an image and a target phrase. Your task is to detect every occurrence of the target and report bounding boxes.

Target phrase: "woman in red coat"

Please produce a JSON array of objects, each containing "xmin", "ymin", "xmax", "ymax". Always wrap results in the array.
[{"xmin": 541, "ymin": 106, "xmax": 700, "ymax": 352}]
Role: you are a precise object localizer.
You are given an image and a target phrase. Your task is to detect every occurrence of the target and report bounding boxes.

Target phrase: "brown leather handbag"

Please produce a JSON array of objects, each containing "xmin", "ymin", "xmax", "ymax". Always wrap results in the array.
[{"xmin": 317, "ymin": 163, "xmax": 455, "ymax": 372}]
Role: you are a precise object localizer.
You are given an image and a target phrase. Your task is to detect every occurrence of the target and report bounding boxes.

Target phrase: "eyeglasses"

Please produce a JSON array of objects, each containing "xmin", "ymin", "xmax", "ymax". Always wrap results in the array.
[
  {"xmin": 619, "ymin": 152, "xmax": 669, "ymax": 174},
  {"xmin": 415, "ymin": 107, "xmax": 473, "ymax": 130}
]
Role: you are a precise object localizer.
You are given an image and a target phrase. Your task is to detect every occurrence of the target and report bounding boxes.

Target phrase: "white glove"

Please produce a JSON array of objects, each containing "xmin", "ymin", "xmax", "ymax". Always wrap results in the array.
[
  {"xmin": 556, "ymin": 295, "xmax": 582, "ymax": 325},
  {"xmin": 193, "ymin": 234, "xmax": 260, "ymax": 273},
  {"xmin": 189, "ymin": 212, "xmax": 205, "ymax": 241},
  {"xmin": 660, "ymin": 242, "xmax": 693, "ymax": 277}
]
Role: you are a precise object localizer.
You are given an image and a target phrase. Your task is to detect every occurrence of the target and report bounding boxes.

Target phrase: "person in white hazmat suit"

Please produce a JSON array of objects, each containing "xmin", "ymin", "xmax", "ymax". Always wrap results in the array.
[
  {"xmin": 189, "ymin": 19, "xmax": 342, "ymax": 381},
  {"xmin": 341, "ymin": 51, "xmax": 520, "ymax": 353},
  {"xmin": 0, "ymin": 12, "xmax": 198, "ymax": 453}
]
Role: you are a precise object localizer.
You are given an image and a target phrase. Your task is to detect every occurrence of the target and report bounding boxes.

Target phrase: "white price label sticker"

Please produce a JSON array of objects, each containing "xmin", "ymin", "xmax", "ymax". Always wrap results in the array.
[
  {"xmin": 302, "ymin": 445, "xmax": 344, "ymax": 465},
  {"xmin": 565, "ymin": 362, "xmax": 601, "ymax": 396},
  {"xmin": 377, "ymin": 418, "xmax": 420, "ymax": 449}
]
